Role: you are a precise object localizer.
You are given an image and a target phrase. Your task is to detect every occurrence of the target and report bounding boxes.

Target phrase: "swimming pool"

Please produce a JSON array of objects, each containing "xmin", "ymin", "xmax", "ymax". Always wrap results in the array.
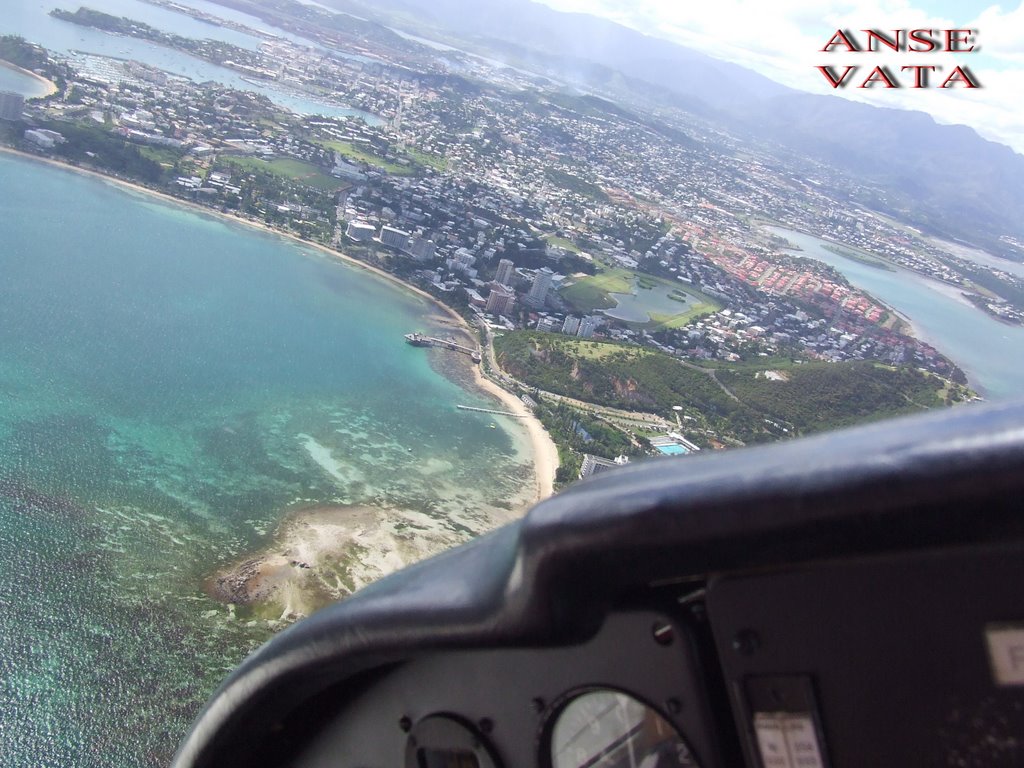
[{"xmin": 656, "ymin": 443, "xmax": 689, "ymax": 455}]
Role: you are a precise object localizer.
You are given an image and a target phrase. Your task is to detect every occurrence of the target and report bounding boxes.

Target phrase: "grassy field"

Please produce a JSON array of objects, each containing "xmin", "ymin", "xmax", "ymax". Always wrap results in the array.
[
  {"xmin": 544, "ymin": 234, "xmax": 582, "ymax": 254},
  {"xmin": 223, "ymin": 156, "xmax": 343, "ymax": 190},
  {"xmin": 560, "ymin": 268, "xmax": 634, "ymax": 311},
  {"xmin": 497, "ymin": 331, "xmax": 972, "ymax": 445},
  {"xmin": 562, "ymin": 337, "xmax": 657, "ymax": 361},
  {"xmin": 138, "ymin": 145, "xmax": 182, "ymax": 167},
  {"xmin": 318, "ymin": 139, "xmax": 415, "ymax": 175},
  {"xmin": 646, "ymin": 303, "xmax": 718, "ymax": 330},
  {"xmin": 561, "ymin": 267, "xmax": 721, "ymax": 328}
]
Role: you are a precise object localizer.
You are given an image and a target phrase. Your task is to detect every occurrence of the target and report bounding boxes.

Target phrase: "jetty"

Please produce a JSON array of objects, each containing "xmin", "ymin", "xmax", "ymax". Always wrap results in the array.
[
  {"xmin": 404, "ymin": 332, "xmax": 482, "ymax": 363},
  {"xmin": 456, "ymin": 405, "xmax": 525, "ymax": 418}
]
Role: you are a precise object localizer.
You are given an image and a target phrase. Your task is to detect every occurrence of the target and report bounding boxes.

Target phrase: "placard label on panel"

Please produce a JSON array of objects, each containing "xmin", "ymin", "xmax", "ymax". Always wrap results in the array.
[
  {"xmin": 782, "ymin": 715, "xmax": 825, "ymax": 768},
  {"xmin": 753, "ymin": 713, "xmax": 825, "ymax": 768},
  {"xmin": 753, "ymin": 714, "xmax": 791, "ymax": 768},
  {"xmin": 985, "ymin": 624, "xmax": 1024, "ymax": 686}
]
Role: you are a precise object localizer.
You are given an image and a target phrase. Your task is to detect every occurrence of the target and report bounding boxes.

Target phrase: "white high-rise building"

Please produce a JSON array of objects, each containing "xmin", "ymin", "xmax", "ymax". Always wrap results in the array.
[
  {"xmin": 410, "ymin": 236, "xmax": 436, "ymax": 261},
  {"xmin": 578, "ymin": 315, "xmax": 599, "ymax": 339},
  {"xmin": 494, "ymin": 258, "xmax": 515, "ymax": 287},
  {"xmin": 345, "ymin": 220, "xmax": 376, "ymax": 241},
  {"xmin": 524, "ymin": 267, "xmax": 554, "ymax": 309},
  {"xmin": 379, "ymin": 225, "xmax": 410, "ymax": 249},
  {"xmin": 562, "ymin": 316, "xmax": 581, "ymax": 335}
]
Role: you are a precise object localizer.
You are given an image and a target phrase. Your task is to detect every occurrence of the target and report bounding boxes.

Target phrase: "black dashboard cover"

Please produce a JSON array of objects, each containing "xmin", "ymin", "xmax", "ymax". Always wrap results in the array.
[{"xmin": 172, "ymin": 398, "xmax": 1024, "ymax": 768}]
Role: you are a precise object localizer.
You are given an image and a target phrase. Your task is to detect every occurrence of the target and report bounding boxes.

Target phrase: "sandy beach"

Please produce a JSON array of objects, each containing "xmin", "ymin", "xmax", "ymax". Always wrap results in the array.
[
  {"xmin": 0, "ymin": 60, "xmax": 58, "ymax": 97},
  {"xmin": 1, "ymin": 146, "xmax": 558, "ymax": 617}
]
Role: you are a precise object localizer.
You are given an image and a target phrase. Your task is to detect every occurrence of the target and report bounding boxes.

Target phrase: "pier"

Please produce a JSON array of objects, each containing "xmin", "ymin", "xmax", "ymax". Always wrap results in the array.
[
  {"xmin": 405, "ymin": 332, "xmax": 482, "ymax": 363},
  {"xmin": 456, "ymin": 405, "xmax": 525, "ymax": 419}
]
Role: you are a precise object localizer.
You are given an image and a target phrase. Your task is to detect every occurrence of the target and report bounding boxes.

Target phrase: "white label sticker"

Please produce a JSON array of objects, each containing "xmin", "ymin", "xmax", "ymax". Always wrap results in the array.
[
  {"xmin": 754, "ymin": 714, "xmax": 792, "ymax": 768},
  {"xmin": 985, "ymin": 625, "xmax": 1024, "ymax": 686},
  {"xmin": 782, "ymin": 715, "xmax": 825, "ymax": 768},
  {"xmin": 754, "ymin": 712, "xmax": 825, "ymax": 768}
]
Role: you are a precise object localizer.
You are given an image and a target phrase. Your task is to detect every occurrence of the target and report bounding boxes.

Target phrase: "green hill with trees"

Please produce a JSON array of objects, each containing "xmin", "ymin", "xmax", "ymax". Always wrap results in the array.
[{"xmin": 494, "ymin": 331, "xmax": 972, "ymax": 457}]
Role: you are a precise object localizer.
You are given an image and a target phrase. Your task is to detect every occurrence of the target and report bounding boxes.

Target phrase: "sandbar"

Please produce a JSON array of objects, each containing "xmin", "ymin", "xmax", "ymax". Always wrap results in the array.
[{"xmin": 208, "ymin": 504, "xmax": 491, "ymax": 620}]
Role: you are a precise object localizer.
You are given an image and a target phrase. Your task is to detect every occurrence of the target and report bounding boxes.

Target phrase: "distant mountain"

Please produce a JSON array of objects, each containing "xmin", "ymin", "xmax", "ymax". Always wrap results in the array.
[
  {"xmin": 738, "ymin": 94, "xmax": 1024, "ymax": 247},
  {"xmin": 320, "ymin": 0, "xmax": 791, "ymax": 110},
  {"xmin": 319, "ymin": 0, "xmax": 1024, "ymax": 251}
]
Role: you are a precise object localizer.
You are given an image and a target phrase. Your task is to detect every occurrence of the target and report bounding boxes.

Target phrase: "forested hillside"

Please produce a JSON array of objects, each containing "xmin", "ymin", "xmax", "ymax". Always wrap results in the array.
[{"xmin": 495, "ymin": 331, "xmax": 970, "ymax": 447}]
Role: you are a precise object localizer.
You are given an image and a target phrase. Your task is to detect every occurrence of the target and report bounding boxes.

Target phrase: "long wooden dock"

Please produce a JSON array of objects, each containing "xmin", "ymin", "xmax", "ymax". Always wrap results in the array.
[
  {"xmin": 405, "ymin": 332, "xmax": 482, "ymax": 363},
  {"xmin": 456, "ymin": 405, "xmax": 525, "ymax": 418}
]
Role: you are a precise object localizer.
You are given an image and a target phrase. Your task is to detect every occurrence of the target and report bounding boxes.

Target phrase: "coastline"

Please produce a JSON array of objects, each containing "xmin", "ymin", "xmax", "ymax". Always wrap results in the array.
[
  {"xmin": 0, "ymin": 59, "xmax": 58, "ymax": 97},
  {"xmin": 0, "ymin": 146, "xmax": 557, "ymax": 616}
]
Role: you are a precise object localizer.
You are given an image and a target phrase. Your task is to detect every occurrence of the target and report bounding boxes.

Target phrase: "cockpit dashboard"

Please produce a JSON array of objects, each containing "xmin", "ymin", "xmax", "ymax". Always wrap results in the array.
[{"xmin": 173, "ymin": 400, "xmax": 1024, "ymax": 768}]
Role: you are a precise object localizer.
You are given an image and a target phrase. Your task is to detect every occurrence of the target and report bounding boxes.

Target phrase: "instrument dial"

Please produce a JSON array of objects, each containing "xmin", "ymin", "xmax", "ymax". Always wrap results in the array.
[{"xmin": 547, "ymin": 689, "xmax": 700, "ymax": 768}]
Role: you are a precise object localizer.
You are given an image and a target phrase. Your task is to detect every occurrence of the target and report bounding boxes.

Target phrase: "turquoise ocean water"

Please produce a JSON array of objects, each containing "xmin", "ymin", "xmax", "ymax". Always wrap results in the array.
[{"xmin": 0, "ymin": 153, "xmax": 532, "ymax": 766}]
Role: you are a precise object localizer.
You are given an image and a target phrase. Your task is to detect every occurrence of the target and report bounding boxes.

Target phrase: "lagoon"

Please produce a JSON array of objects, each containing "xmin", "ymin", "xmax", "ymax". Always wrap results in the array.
[
  {"xmin": 768, "ymin": 226, "xmax": 1024, "ymax": 399},
  {"xmin": 0, "ymin": 152, "xmax": 532, "ymax": 766}
]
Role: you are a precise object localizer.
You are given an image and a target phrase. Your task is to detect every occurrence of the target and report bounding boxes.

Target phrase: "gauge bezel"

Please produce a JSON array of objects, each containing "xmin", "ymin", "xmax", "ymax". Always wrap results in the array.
[
  {"xmin": 538, "ymin": 685, "xmax": 700, "ymax": 768},
  {"xmin": 405, "ymin": 712, "xmax": 502, "ymax": 768}
]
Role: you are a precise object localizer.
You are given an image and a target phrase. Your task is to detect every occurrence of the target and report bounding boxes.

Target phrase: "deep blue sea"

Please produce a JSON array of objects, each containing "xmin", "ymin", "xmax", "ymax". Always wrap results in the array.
[{"xmin": 0, "ymin": 152, "xmax": 532, "ymax": 766}]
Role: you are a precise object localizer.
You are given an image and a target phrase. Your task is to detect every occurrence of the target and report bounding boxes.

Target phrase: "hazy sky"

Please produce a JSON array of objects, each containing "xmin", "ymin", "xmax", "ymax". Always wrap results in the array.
[{"xmin": 535, "ymin": 0, "xmax": 1024, "ymax": 154}]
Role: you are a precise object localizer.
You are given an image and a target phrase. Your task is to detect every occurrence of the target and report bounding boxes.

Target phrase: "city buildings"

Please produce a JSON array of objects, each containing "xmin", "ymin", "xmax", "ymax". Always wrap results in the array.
[
  {"xmin": 578, "ymin": 316, "xmax": 599, "ymax": 339},
  {"xmin": 579, "ymin": 453, "xmax": 630, "ymax": 479}
]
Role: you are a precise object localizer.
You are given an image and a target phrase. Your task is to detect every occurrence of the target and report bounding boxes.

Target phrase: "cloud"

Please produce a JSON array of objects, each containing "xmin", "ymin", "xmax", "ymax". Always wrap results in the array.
[{"xmin": 535, "ymin": 0, "xmax": 1024, "ymax": 153}]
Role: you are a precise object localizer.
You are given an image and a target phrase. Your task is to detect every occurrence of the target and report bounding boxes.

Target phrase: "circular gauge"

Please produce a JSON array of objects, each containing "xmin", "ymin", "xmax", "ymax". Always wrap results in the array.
[
  {"xmin": 405, "ymin": 714, "xmax": 501, "ymax": 768},
  {"xmin": 547, "ymin": 689, "xmax": 701, "ymax": 768}
]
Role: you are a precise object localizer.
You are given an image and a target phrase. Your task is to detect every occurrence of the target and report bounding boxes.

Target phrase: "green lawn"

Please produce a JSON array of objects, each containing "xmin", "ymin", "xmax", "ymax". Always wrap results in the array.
[
  {"xmin": 222, "ymin": 156, "xmax": 343, "ymax": 190},
  {"xmin": 560, "ymin": 268, "xmax": 634, "ymax": 311},
  {"xmin": 544, "ymin": 234, "xmax": 582, "ymax": 254},
  {"xmin": 317, "ymin": 139, "xmax": 413, "ymax": 175},
  {"xmin": 646, "ymin": 303, "xmax": 718, "ymax": 330},
  {"xmin": 564, "ymin": 338, "xmax": 656, "ymax": 361},
  {"xmin": 138, "ymin": 145, "xmax": 183, "ymax": 167}
]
